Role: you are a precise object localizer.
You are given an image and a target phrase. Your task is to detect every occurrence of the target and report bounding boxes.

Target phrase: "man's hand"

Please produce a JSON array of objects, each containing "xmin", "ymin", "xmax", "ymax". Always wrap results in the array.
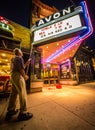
[
  {"xmin": 24, "ymin": 75, "xmax": 29, "ymax": 80},
  {"xmin": 25, "ymin": 58, "xmax": 31, "ymax": 68}
]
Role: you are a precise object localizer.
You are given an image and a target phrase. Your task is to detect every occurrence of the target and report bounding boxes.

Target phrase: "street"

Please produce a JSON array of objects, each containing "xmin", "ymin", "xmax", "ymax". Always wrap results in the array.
[{"xmin": 0, "ymin": 82, "xmax": 95, "ymax": 130}]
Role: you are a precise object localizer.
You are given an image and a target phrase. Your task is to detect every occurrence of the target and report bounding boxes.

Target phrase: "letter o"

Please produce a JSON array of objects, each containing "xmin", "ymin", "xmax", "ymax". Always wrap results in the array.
[{"xmin": 53, "ymin": 13, "xmax": 60, "ymax": 19}]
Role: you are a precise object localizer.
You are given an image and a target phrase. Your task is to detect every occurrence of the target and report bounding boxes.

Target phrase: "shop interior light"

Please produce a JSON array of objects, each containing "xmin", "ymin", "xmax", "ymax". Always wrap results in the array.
[
  {"xmin": 46, "ymin": 36, "xmax": 80, "ymax": 62},
  {"xmin": 46, "ymin": 1, "xmax": 93, "ymax": 63}
]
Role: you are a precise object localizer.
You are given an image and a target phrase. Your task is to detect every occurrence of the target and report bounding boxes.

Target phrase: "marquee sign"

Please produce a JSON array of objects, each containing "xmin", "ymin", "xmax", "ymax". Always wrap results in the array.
[
  {"xmin": 36, "ymin": 6, "xmax": 74, "ymax": 27},
  {"xmin": 32, "ymin": 3, "xmax": 87, "ymax": 46},
  {"xmin": 34, "ymin": 14, "xmax": 83, "ymax": 43}
]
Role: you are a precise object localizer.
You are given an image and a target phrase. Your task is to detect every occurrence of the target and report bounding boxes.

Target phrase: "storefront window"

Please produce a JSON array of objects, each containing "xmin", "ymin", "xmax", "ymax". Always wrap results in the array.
[
  {"xmin": 60, "ymin": 61, "xmax": 70, "ymax": 79},
  {"xmin": 30, "ymin": 49, "xmax": 42, "ymax": 80},
  {"xmin": 76, "ymin": 54, "xmax": 93, "ymax": 82}
]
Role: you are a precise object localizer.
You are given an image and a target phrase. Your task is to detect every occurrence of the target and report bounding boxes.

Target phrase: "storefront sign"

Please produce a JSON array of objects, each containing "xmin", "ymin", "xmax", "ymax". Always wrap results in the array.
[
  {"xmin": 0, "ymin": 22, "xmax": 12, "ymax": 31},
  {"xmin": 34, "ymin": 14, "xmax": 82, "ymax": 43},
  {"xmin": 0, "ymin": 16, "xmax": 8, "ymax": 24},
  {"xmin": 0, "ymin": 16, "xmax": 14, "ymax": 37},
  {"xmin": 32, "ymin": 3, "xmax": 88, "ymax": 46},
  {"xmin": 36, "ymin": 6, "xmax": 74, "ymax": 27}
]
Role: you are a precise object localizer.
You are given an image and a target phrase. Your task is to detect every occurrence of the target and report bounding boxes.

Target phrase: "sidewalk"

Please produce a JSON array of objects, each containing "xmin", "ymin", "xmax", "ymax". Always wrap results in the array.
[{"xmin": 0, "ymin": 82, "xmax": 95, "ymax": 130}]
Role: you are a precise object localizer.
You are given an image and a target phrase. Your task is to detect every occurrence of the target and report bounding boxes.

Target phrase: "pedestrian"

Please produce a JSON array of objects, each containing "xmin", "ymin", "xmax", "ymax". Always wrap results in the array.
[{"xmin": 5, "ymin": 48, "xmax": 33, "ymax": 121}]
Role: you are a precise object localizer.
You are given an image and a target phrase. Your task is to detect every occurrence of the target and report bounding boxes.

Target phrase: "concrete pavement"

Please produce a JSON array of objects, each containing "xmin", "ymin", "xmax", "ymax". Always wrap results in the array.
[{"xmin": 0, "ymin": 82, "xmax": 95, "ymax": 130}]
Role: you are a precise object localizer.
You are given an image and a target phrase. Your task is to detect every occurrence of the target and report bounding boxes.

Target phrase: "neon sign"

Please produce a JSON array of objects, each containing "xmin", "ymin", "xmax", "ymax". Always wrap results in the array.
[
  {"xmin": 32, "ymin": 4, "xmax": 87, "ymax": 46},
  {"xmin": 0, "ymin": 16, "xmax": 14, "ymax": 37},
  {"xmin": 36, "ymin": 6, "xmax": 74, "ymax": 27},
  {"xmin": 0, "ymin": 22, "xmax": 13, "ymax": 31},
  {"xmin": 46, "ymin": 1, "xmax": 93, "ymax": 62},
  {"xmin": 0, "ymin": 16, "xmax": 8, "ymax": 24},
  {"xmin": 32, "ymin": 1, "xmax": 93, "ymax": 63}
]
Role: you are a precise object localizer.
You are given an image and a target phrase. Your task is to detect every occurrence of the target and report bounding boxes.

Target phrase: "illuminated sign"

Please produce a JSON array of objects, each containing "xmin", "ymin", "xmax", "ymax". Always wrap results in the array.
[
  {"xmin": 0, "ymin": 16, "xmax": 8, "ymax": 24},
  {"xmin": 34, "ymin": 14, "xmax": 84, "ymax": 43},
  {"xmin": 36, "ymin": 6, "xmax": 74, "ymax": 27},
  {"xmin": 0, "ymin": 22, "xmax": 13, "ymax": 31},
  {"xmin": 46, "ymin": 1, "xmax": 93, "ymax": 62},
  {"xmin": 0, "ymin": 16, "xmax": 14, "ymax": 37},
  {"xmin": 32, "ymin": 3, "xmax": 88, "ymax": 46}
]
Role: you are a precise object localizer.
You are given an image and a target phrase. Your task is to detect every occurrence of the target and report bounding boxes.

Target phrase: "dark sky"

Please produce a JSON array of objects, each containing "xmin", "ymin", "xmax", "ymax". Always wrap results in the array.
[
  {"xmin": 0, "ymin": 0, "xmax": 32, "ymax": 28},
  {"xmin": 0, "ymin": 0, "xmax": 95, "ymax": 29},
  {"xmin": 41, "ymin": 0, "xmax": 74, "ymax": 10}
]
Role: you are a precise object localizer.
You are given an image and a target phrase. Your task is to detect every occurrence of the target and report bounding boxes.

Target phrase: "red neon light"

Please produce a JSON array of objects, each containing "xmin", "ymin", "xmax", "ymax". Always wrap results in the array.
[{"xmin": 0, "ymin": 16, "xmax": 9, "ymax": 24}]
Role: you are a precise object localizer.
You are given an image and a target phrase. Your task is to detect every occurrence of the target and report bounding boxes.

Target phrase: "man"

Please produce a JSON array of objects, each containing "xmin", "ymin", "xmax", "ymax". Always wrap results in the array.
[{"xmin": 5, "ymin": 48, "xmax": 33, "ymax": 121}]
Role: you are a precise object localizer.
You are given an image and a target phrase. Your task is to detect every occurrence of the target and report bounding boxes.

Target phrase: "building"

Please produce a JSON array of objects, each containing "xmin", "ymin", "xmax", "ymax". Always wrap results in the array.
[
  {"xmin": 0, "ymin": 16, "xmax": 31, "ymax": 93},
  {"xmin": 0, "ymin": 0, "xmax": 95, "ymax": 95},
  {"xmin": 30, "ymin": 0, "xmax": 95, "ymax": 92}
]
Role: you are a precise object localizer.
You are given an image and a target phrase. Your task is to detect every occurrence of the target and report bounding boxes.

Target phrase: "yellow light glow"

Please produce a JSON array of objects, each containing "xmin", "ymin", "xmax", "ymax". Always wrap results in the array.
[
  {"xmin": 57, "ymin": 43, "xmax": 59, "ymax": 46},
  {"xmin": 5, "ymin": 59, "xmax": 8, "ymax": 62},
  {"xmin": 2, "ymin": 53, "xmax": 6, "ymax": 57},
  {"xmin": 43, "ymin": 85, "xmax": 92, "ymax": 97}
]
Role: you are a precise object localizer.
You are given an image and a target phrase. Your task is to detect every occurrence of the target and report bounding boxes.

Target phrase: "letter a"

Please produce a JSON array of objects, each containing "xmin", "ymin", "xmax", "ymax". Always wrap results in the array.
[{"xmin": 38, "ymin": 20, "xmax": 45, "ymax": 26}]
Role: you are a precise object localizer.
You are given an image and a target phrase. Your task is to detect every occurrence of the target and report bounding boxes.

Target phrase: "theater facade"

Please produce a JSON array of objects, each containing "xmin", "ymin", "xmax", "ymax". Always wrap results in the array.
[
  {"xmin": 30, "ymin": 0, "xmax": 95, "ymax": 92},
  {"xmin": 0, "ymin": 0, "xmax": 95, "ymax": 95}
]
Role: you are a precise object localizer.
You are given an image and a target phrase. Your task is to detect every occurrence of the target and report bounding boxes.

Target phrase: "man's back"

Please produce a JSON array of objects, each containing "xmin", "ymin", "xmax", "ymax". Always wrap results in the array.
[{"xmin": 11, "ymin": 56, "xmax": 25, "ymax": 73}]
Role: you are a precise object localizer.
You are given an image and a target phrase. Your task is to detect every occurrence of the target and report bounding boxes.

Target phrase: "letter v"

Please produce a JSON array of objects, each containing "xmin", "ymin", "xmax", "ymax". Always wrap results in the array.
[{"xmin": 45, "ymin": 16, "xmax": 52, "ymax": 22}]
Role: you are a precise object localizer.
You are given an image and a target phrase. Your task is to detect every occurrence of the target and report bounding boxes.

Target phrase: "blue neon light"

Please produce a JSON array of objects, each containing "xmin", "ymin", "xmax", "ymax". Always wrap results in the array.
[{"xmin": 46, "ymin": 1, "xmax": 93, "ymax": 63}]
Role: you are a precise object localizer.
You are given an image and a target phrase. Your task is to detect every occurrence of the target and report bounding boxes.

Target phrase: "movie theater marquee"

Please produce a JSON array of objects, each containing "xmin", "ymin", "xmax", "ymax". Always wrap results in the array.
[{"xmin": 32, "ymin": 5, "xmax": 87, "ymax": 46}]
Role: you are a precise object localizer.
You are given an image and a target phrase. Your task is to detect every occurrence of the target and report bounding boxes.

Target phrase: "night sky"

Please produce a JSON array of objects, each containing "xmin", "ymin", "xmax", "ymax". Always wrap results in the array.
[
  {"xmin": 0, "ymin": 0, "xmax": 95, "ymax": 50},
  {"xmin": 0, "ymin": 0, "xmax": 95, "ymax": 28},
  {"xmin": 0, "ymin": 0, "xmax": 32, "ymax": 28}
]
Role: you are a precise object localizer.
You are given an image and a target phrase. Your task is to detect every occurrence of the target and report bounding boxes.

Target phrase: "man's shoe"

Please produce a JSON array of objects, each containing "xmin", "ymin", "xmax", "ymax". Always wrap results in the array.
[
  {"xmin": 18, "ymin": 112, "xmax": 33, "ymax": 121},
  {"xmin": 5, "ymin": 109, "xmax": 18, "ymax": 121}
]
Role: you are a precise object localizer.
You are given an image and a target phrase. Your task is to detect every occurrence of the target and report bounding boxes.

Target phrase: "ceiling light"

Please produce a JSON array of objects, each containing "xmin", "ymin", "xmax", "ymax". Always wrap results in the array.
[
  {"xmin": 5, "ymin": 59, "xmax": 8, "ymax": 62},
  {"xmin": 86, "ymin": 46, "xmax": 88, "ymax": 48},
  {"xmin": 1, "ymin": 53, "xmax": 6, "ymax": 57},
  {"xmin": 68, "ymin": 40, "xmax": 70, "ymax": 42}
]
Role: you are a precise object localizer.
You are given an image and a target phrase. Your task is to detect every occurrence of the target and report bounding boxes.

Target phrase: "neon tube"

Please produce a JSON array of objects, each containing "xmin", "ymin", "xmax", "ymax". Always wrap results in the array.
[{"xmin": 46, "ymin": 1, "xmax": 93, "ymax": 63}]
